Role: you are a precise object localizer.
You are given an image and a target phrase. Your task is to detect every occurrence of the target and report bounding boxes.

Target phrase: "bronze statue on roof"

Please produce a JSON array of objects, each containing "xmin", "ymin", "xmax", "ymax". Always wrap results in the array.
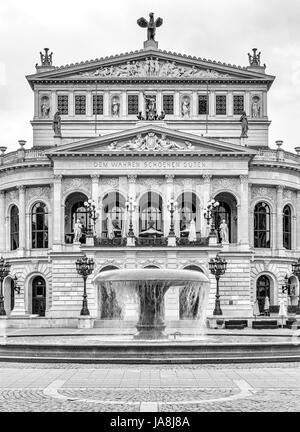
[{"xmin": 137, "ymin": 12, "xmax": 163, "ymax": 41}]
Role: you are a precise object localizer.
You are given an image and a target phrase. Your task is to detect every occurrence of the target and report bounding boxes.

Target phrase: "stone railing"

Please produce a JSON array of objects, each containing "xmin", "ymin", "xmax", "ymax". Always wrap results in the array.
[
  {"xmin": 0, "ymin": 149, "xmax": 48, "ymax": 166},
  {"xmin": 253, "ymin": 149, "xmax": 299, "ymax": 164},
  {"xmin": 93, "ymin": 236, "xmax": 209, "ymax": 247}
]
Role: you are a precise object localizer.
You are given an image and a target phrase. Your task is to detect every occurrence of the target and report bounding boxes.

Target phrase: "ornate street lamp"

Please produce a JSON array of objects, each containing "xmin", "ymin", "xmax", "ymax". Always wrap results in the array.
[
  {"xmin": 167, "ymin": 198, "xmax": 177, "ymax": 237},
  {"xmin": 204, "ymin": 198, "xmax": 220, "ymax": 236},
  {"xmin": 0, "ymin": 257, "xmax": 11, "ymax": 316},
  {"xmin": 84, "ymin": 199, "xmax": 97, "ymax": 237},
  {"xmin": 125, "ymin": 197, "xmax": 137, "ymax": 237},
  {"xmin": 209, "ymin": 254, "xmax": 227, "ymax": 316},
  {"xmin": 75, "ymin": 254, "xmax": 95, "ymax": 316},
  {"xmin": 282, "ymin": 274, "xmax": 290, "ymax": 295}
]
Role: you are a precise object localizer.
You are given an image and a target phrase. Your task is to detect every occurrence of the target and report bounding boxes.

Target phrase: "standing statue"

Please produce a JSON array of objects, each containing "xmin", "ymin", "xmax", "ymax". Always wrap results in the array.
[
  {"xmin": 144, "ymin": 94, "xmax": 157, "ymax": 120},
  {"xmin": 111, "ymin": 97, "xmax": 120, "ymax": 117},
  {"xmin": 73, "ymin": 219, "xmax": 83, "ymax": 243},
  {"xmin": 219, "ymin": 219, "xmax": 229, "ymax": 243},
  {"xmin": 240, "ymin": 111, "xmax": 249, "ymax": 138},
  {"xmin": 41, "ymin": 98, "xmax": 50, "ymax": 118},
  {"xmin": 52, "ymin": 111, "xmax": 61, "ymax": 136},
  {"xmin": 137, "ymin": 13, "xmax": 163, "ymax": 41},
  {"xmin": 181, "ymin": 97, "xmax": 190, "ymax": 118},
  {"xmin": 252, "ymin": 97, "xmax": 261, "ymax": 118}
]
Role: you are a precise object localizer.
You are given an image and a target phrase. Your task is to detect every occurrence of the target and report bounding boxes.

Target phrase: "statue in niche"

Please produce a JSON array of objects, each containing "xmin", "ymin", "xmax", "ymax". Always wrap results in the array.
[
  {"xmin": 111, "ymin": 97, "xmax": 120, "ymax": 117},
  {"xmin": 73, "ymin": 219, "xmax": 83, "ymax": 243},
  {"xmin": 219, "ymin": 219, "xmax": 229, "ymax": 243},
  {"xmin": 144, "ymin": 94, "xmax": 157, "ymax": 120},
  {"xmin": 52, "ymin": 111, "xmax": 61, "ymax": 136},
  {"xmin": 181, "ymin": 96, "xmax": 191, "ymax": 118},
  {"xmin": 41, "ymin": 97, "xmax": 50, "ymax": 118},
  {"xmin": 240, "ymin": 111, "xmax": 249, "ymax": 138},
  {"xmin": 252, "ymin": 96, "xmax": 261, "ymax": 118}
]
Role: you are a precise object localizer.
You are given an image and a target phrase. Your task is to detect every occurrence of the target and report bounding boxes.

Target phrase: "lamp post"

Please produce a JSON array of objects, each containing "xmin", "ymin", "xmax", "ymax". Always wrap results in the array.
[
  {"xmin": 125, "ymin": 197, "xmax": 136, "ymax": 237},
  {"xmin": 209, "ymin": 254, "xmax": 227, "ymax": 316},
  {"xmin": 75, "ymin": 254, "xmax": 94, "ymax": 316},
  {"xmin": 204, "ymin": 198, "xmax": 220, "ymax": 236},
  {"xmin": 292, "ymin": 258, "xmax": 300, "ymax": 311},
  {"xmin": 0, "ymin": 257, "xmax": 11, "ymax": 316},
  {"xmin": 84, "ymin": 199, "xmax": 97, "ymax": 237},
  {"xmin": 282, "ymin": 274, "xmax": 290, "ymax": 295},
  {"xmin": 167, "ymin": 198, "xmax": 177, "ymax": 237},
  {"xmin": 13, "ymin": 275, "xmax": 21, "ymax": 295}
]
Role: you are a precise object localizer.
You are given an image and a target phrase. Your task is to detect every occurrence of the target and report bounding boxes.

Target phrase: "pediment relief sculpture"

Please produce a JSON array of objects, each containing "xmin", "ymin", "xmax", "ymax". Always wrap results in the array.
[
  {"xmin": 108, "ymin": 133, "xmax": 194, "ymax": 152},
  {"xmin": 80, "ymin": 59, "xmax": 230, "ymax": 79}
]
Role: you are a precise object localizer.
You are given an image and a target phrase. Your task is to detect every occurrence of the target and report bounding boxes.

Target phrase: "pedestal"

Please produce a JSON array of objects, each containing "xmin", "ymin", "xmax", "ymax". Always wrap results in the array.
[
  {"xmin": 78, "ymin": 316, "xmax": 94, "ymax": 329},
  {"xmin": 54, "ymin": 136, "xmax": 62, "ymax": 146},
  {"xmin": 209, "ymin": 235, "xmax": 218, "ymax": 246},
  {"xmin": 85, "ymin": 236, "xmax": 94, "ymax": 246},
  {"xmin": 126, "ymin": 236, "xmax": 136, "ymax": 247},
  {"xmin": 143, "ymin": 40, "xmax": 158, "ymax": 50},
  {"xmin": 167, "ymin": 236, "xmax": 176, "ymax": 247}
]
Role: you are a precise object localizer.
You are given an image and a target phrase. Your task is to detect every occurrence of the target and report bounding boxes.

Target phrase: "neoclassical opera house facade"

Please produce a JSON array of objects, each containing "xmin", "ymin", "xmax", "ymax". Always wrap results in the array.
[{"xmin": 1, "ymin": 32, "xmax": 300, "ymax": 329}]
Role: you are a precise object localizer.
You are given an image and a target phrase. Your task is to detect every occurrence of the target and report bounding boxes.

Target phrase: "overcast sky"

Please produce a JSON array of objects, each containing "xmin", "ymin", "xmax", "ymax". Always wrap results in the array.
[{"xmin": 0, "ymin": 0, "xmax": 299, "ymax": 152}]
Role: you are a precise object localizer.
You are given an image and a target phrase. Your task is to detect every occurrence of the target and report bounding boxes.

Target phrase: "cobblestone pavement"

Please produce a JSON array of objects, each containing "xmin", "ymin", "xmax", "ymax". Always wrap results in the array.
[{"xmin": 0, "ymin": 362, "xmax": 300, "ymax": 412}]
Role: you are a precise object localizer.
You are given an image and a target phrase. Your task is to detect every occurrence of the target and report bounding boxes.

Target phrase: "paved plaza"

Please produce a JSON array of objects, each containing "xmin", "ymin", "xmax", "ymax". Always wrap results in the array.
[{"xmin": 0, "ymin": 362, "xmax": 300, "ymax": 412}]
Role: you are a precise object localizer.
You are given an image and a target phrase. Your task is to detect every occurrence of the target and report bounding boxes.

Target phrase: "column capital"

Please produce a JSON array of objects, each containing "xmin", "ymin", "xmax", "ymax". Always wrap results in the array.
[
  {"xmin": 240, "ymin": 174, "xmax": 249, "ymax": 184},
  {"xmin": 0, "ymin": 190, "xmax": 5, "ymax": 197},
  {"xmin": 165, "ymin": 174, "xmax": 175, "ymax": 184},
  {"xmin": 276, "ymin": 185, "xmax": 284, "ymax": 192},
  {"xmin": 53, "ymin": 174, "xmax": 63, "ymax": 182},
  {"xmin": 18, "ymin": 185, "xmax": 26, "ymax": 192},
  {"xmin": 128, "ymin": 175, "xmax": 137, "ymax": 184},
  {"xmin": 91, "ymin": 174, "xmax": 100, "ymax": 181},
  {"xmin": 203, "ymin": 174, "xmax": 212, "ymax": 183}
]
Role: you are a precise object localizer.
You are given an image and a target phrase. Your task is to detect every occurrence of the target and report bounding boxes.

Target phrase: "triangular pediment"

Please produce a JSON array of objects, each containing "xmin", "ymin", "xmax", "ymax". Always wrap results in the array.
[
  {"xmin": 46, "ymin": 125, "xmax": 258, "ymax": 157},
  {"xmin": 27, "ymin": 49, "xmax": 275, "ymax": 86}
]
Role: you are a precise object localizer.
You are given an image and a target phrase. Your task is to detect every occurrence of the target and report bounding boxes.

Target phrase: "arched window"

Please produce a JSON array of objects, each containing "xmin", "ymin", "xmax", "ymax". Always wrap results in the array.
[
  {"xmin": 256, "ymin": 275, "xmax": 271, "ymax": 313},
  {"xmin": 177, "ymin": 192, "xmax": 199, "ymax": 237},
  {"xmin": 31, "ymin": 202, "xmax": 48, "ymax": 249},
  {"xmin": 254, "ymin": 202, "xmax": 271, "ymax": 248},
  {"xmin": 139, "ymin": 192, "xmax": 163, "ymax": 233},
  {"xmin": 10, "ymin": 205, "xmax": 19, "ymax": 250},
  {"xmin": 283, "ymin": 205, "xmax": 292, "ymax": 250},
  {"xmin": 102, "ymin": 192, "xmax": 125, "ymax": 238},
  {"xmin": 214, "ymin": 193, "xmax": 238, "ymax": 244},
  {"xmin": 32, "ymin": 276, "xmax": 46, "ymax": 316},
  {"xmin": 64, "ymin": 192, "xmax": 88, "ymax": 244}
]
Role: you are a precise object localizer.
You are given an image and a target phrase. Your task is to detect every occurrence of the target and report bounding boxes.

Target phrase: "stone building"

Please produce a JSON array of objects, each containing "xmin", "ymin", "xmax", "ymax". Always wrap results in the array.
[{"xmin": 0, "ymin": 25, "xmax": 299, "ymax": 329}]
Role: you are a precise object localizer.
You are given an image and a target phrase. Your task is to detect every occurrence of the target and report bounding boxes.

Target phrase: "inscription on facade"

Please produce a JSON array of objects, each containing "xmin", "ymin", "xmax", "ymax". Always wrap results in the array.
[{"xmin": 93, "ymin": 160, "xmax": 207, "ymax": 169}]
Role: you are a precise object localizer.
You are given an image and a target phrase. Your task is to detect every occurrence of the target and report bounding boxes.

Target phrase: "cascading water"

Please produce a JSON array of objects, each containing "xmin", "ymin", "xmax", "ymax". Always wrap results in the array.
[{"xmin": 93, "ymin": 269, "xmax": 210, "ymax": 340}]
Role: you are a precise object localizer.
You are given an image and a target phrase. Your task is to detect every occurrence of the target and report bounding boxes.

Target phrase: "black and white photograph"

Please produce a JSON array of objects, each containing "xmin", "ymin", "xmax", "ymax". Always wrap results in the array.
[{"xmin": 0, "ymin": 0, "xmax": 300, "ymax": 420}]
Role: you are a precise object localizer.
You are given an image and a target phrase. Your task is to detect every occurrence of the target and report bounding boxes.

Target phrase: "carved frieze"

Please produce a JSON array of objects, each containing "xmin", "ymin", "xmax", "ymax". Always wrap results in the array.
[
  {"xmin": 80, "ymin": 59, "xmax": 231, "ymax": 79},
  {"xmin": 212, "ymin": 178, "xmax": 240, "ymax": 196},
  {"xmin": 108, "ymin": 133, "xmax": 194, "ymax": 152},
  {"xmin": 26, "ymin": 186, "xmax": 51, "ymax": 202},
  {"xmin": 251, "ymin": 186, "xmax": 276, "ymax": 202},
  {"xmin": 62, "ymin": 178, "xmax": 91, "ymax": 196},
  {"xmin": 139, "ymin": 258, "xmax": 165, "ymax": 268}
]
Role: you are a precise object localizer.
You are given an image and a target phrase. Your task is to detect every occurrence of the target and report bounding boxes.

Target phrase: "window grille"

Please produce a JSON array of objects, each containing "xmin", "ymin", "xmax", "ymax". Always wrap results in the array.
[
  {"xmin": 75, "ymin": 95, "xmax": 86, "ymax": 115},
  {"xmin": 128, "ymin": 95, "xmax": 139, "ymax": 115},
  {"xmin": 57, "ymin": 95, "xmax": 69, "ymax": 115},
  {"xmin": 198, "ymin": 95, "xmax": 208, "ymax": 115},
  {"xmin": 233, "ymin": 95, "xmax": 244, "ymax": 115},
  {"xmin": 93, "ymin": 95, "xmax": 103, "ymax": 115},
  {"xmin": 163, "ymin": 95, "xmax": 174, "ymax": 114},
  {"xmin": 216, "ymin": 95, "xmax": 226, "ymax": 115}
]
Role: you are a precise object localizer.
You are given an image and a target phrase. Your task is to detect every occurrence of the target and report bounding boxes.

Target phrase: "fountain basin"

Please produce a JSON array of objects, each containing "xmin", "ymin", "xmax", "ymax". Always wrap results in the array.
[{"xmin": 93, "ymin": 269, "xmax": 209, "ymax": 340}]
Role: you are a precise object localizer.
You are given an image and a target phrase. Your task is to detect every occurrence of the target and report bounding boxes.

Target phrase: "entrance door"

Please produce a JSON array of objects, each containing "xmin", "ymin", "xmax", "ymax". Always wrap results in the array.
[
  {"xmin": 32, "ymin": 276, "xmax": 46, "ymax": 316},
  {"xmin": 256, "ymin": 275, "xmax": 270, "ymax": 313}
]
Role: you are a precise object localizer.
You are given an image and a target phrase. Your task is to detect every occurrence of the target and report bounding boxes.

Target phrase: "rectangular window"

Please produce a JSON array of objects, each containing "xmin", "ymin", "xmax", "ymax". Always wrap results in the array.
[
  {"xmin": 93, "ymin": 95, "xmax": 103, "ymax": 115},
  {"xmin": 233, "ymin": 95, "xmax": 244, "ymax": 115},
  {"xmin": 57, "ymin": 95, "xmax": 69, "ymax": 115},
  {"xmin": 163, "ymin": 95, "xmax": 174, "ymax": 114},
  {"xmin": 128, "ymin": 95, "xmax": 139, "ymax": 115},
  {"xmin": 216, "ymin": 95, "xmax": 226, "ymax": 115},
  {"xmin": 75, "ymin": 95, "xmax": 86, "ymax": 115},
  {"xmin": 198, "ymin": 95, "xmax": 208, "ymax": 115}
]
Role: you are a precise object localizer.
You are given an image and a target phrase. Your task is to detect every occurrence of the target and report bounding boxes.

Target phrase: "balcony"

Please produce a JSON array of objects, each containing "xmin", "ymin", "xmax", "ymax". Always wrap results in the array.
[
  {"xmin": 0, "ymin": 149, "xmax": 49, "ymax": 167},
  {"xmin": 92, "ymin": 236, "xmax": 209, "ymax": 247},
  {"xmin": 253, "ymin": 149, "xmax": 299, "ymax": 164}
]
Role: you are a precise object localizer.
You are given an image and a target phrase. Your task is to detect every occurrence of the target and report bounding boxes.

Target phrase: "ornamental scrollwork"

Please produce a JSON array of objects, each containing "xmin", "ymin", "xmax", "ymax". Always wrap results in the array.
[
  {"xmin": 26, "ymin": 186, "xmax": 51, "ymax": 202},
  {"xmin": 212, "ymin": 178, "xmax": 240, "ymax": 196},
  {"xmin": 62, "ymin": 178, "xmax": 91, "ymax": 196},
  {"xmin": 251, "ymin": 186, "xmax": 276, "ymax": 202},
  {"xmin": 6, "ymin": 189, "xmax": 18, "ymax": 204}
]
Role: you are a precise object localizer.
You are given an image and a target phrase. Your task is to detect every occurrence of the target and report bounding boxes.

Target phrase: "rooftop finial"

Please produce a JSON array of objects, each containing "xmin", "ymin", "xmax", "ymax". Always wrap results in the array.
[
  {"xmin": 40, "ymin": 48, "xmax": 53, "ymax": 66},
  {"xmin": 137, "ymin": 12, "xmax": 163, "ymax": 50},
  {"xmin": 248, "ymin": 48, "xmax": 261, "ymax": 66}
]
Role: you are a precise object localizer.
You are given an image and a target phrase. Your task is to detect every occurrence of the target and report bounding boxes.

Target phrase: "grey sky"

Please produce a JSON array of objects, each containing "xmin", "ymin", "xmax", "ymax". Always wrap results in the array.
[{"xmin": 0, "ymin": 0, "xmax": 299, "ymax": 152}]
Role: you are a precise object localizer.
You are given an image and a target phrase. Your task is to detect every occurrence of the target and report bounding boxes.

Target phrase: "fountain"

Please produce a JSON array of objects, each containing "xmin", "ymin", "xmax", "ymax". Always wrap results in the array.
[{"xmin": 93, "ymin": 268, "xmax": 210, "ymax": 340}]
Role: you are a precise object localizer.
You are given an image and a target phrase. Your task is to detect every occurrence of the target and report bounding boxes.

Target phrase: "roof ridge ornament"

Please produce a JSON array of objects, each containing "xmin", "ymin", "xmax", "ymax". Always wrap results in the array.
[
  {"xmin": 247, "ymin": 48, "xmax": 266, "ymax": 71},
  {"xmin": 137, "ymin": 12, "xmax": 163, "ymax": 50},
  {"xmin": 35, "ymin": 48, "xmax": 55, "ymax": 72}
]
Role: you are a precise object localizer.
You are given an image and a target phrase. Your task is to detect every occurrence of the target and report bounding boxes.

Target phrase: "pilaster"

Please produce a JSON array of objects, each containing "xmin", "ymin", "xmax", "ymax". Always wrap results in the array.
[
  {"xmin": 164, "ymin": 175, "xmax": 175, "ymax": 236},
  {"xmin": 296, "ymin": 191, "xmax": 300, "ymax": 252},
  {"xmin": 128, "ymin": 175, "xmax": 137, "ymax": 236},
  {"xmin": 18, "ymin": 186, "xmax": 26, "ymax": 251},
  {"xmin": 0, "ymin": 191, "xmax": 5, "ymax": 253},
  {"xmin": 91, "ymin": 175, "xmax": 100, "ymax": 236},
  {"xmin": 52, "ymin": 175, "xmax": 63, "ymax": 246},
  {"xmin": 276, "ymin": 185, "xmax": 284, "ymax": 251},
  {"xmin": 202, "ymin": 175, "xmax": 212, "ymax": 236},
  {"xmin": 239, "ymin": 175, "xmax": 249, "ymax": 246}
]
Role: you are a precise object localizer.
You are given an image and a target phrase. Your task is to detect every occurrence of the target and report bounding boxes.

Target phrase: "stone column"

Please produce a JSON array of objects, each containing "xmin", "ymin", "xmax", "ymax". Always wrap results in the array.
[
  {"xmin": 228, "ymin": 92, "xmax": 233, "ymax": 116},
  {"xmin": 157, "ymin": 92, "xmax": 162, "ymax": 115},
  {"xmin": 52, "ymin": 175, "xmax": 63, "ymax": 247},
  {"xmin": 296, "ymin": 191, "xmax": 300, "ymax": 252},
  {"xmin": 139, "ymin": 92, "xmax": 145, "ymax": 116},
  {"xmin": 165, "ymin": 175, "xmax": 174, "ymax": 237},
  {"xmin": 239, "ymin": 175, "xmax": 249, "ymax": 246},
  {"xmin": 128, "ymin": 175, "xmax": 138, "ymax": 236},
  {"xmin": 0, "ymin": 191, "xmax": 5, "ymax": 253},
  {"xmin": 276, "ymin": 185, "xmax": 284, "ymax": 250},
  {"xmin": 86, "ymin": 92, "xmax": 92, "ymax": 117},
  {"xmin": 18, "ymin": 186, "xmax": 26, "ymax": 251},
  {"xmin": 202, "ymin": 175, "xmax": 212, "ymax": 237},
  {"xmin": 192, "ymin": 92, "xmax": 198, "ymax": 117},
  {"xmin": 104, "ymin": 92, "xmax": 110, "ymax": 117},
  {"xmin": 91, "ymin": 175, "xmax": 100, "ymax": 236},
  {"xmin": 210, "ymin": 91, "xmax": 215, "ymax": 117}
]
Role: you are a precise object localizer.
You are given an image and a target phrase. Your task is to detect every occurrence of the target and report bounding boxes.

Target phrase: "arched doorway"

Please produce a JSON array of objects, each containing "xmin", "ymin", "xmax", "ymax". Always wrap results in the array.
[
  {"xmin": 139, "ymin": 192, "xmax": 163, "ymax": 234},
  {"xmin": 176, "ymin": 192, "xmax": 200, "ymax": 238},
  {"xmin": 180, "ymin": 266, "xmax": 204, "ymax": 319},
  {"xmin": 214, "ymin": 192, "xmax": 238, "ymax": 243},
  {"xmin": 102, "ymin": 192, "xmax": 126, "ymax": 238},
  {"xmin": 256, "ymin": 275, "xmax": 271, "ymax": 314},
  {"xmin": 4, "ymin": 278, "xmax": 15, "ymax": 315},
  {"xmin": 32, "ymin": 276, "xmax": 46, "ymax": 316},
  {"xmin": 64, "ymin": 192, "xmax": 88, "ymax": 244}
]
